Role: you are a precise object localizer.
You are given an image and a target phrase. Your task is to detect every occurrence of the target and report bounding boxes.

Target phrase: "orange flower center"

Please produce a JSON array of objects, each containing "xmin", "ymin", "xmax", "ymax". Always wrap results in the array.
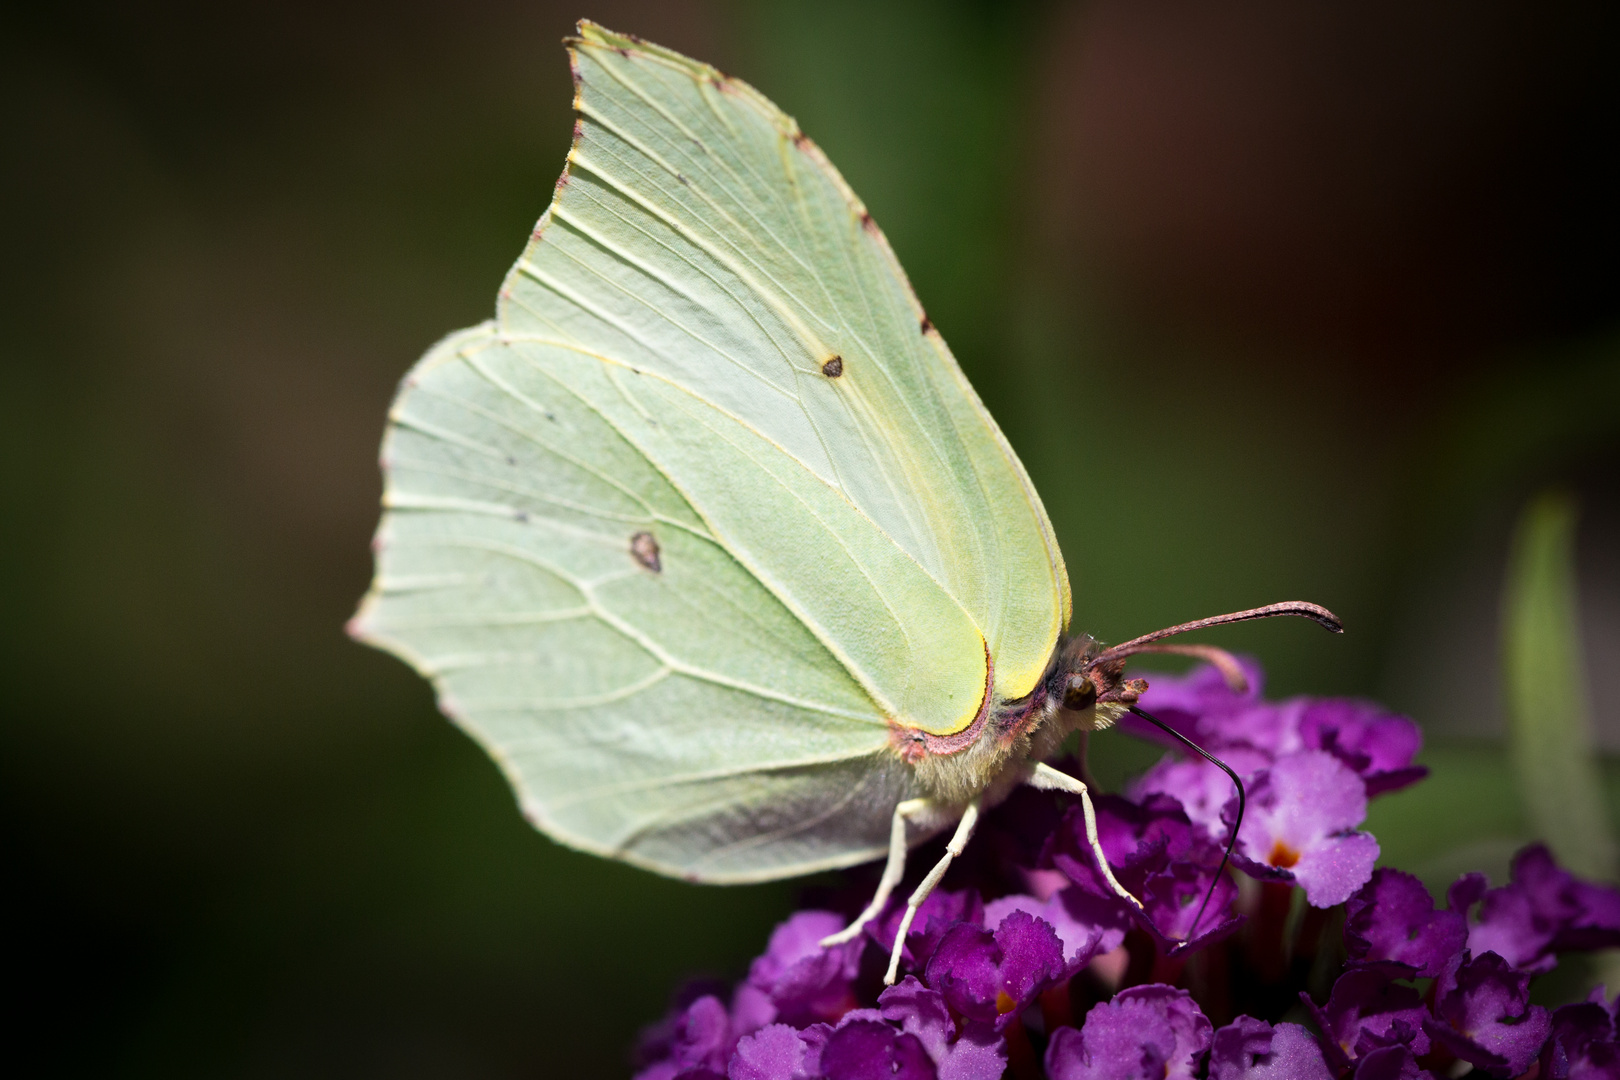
[
  {"xmin": 1268, "ymin": 840, "xmax": 1301, "ymax": 868},
  {"xmin": 996, "ymin": 990, "xmax": 1017, "ymax": 1014}
]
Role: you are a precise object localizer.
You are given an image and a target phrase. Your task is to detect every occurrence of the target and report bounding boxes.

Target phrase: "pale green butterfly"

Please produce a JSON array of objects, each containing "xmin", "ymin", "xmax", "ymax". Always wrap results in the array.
[{"xmin": 349, "ymin": 21, "xmax": 1340, "ymax": 982}]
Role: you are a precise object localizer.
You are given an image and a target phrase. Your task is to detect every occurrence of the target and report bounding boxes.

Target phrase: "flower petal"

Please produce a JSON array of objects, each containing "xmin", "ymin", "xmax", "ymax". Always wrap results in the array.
[
  {"xmin": 1046, "ymin": 985, "xmax": 1212, "ymax": 1080},
  {"xmin": 1233, "ymin": 751, "xmax": 1378, "ymax": 906},
  {"xmin": 1344, "ymin": 868, "xmax": 1467, "ymax": 978},
  {"xmin": 819, "ymin": 1020, "xmax": 937, "ymax": 1080},
  {"xmin": 728, "ymin": 1025, "xmax": 814, "ymax": 1080},
  {"xmin": 984, "ymin": 887, "xmax": 1130, "ymax": 972},
  {"xmin": 1426, "ymin": 951, "xmax": 1551, "ymax": 1077},
  {"xmin": 1207, "ymin": 1017, "xmax": 1332, "ymax": 1080},
  {"xmin": 747, "ymin": 911, "xmax": 863, "ymax": 1024}
]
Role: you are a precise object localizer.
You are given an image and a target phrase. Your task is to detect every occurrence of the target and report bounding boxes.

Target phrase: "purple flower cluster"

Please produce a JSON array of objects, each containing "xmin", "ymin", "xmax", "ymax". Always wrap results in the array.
[
  {"xmin": 634, "ymin": 662, "xmax": 1620, "ymax": 1080},
  {"xmin": 1126, "ymin": 661, "xmax": 1417, "ymax": 909}
]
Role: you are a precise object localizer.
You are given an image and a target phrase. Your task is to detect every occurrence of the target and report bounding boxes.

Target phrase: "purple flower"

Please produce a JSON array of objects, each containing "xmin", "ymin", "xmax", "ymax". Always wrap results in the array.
[
  {"xmin": 1092, "ymin": 793, "xmax": 1203, "ymax": 870},
  {"xmin": 1130, "ymin": 658, "xmax": 1267, "ymax": 741},
  {"xmin": 1453, "ymin": 871, "xmax": 1558, "ymax": 974},
  {"xmin": 1139, "ymin": 857, "xmax": 1243, "ymax": 950},
  {"xmin": 1424, "ymin": 950, "xmax": 1552, "ymax": 1077},
  {"xmin": 745, "ymin": 911, "xmax": 864, "ymax": 1027},
  {"xmin": 1130, "ymin": 747, "xmax": 1271, "ymax": 841},
  {"xmin": 817, "ymin": 1020, "xmax": 936, "ymax": 1080},
  {"xmin": 982, "ymin": 887, "xmax": 1130, "ymax": 971},
  {"xmin": 1344, "ymin": 869, "xmax": 1467, "ymax": 978},
  {"xmin": 1205, "ymin": 699, "xmax": 1308, "ymax": 759},
  {"xmin": 1345, "ymin": 1043, "xmax": 1428, "ymax": 1080},
  {"xmin": 626, "ymin": 661, "xmax": 1620, "ymax": 1080},
  {"xmin": 923, "ymin": 911, "xmax": 1066, "ymax": 1031},
  {"xmin": 752, "ymin": 985, "xmax": 1004, "ymax": 1080},
  {"xmin": 1230, "ymin": 749, "xmax": 1379, "ymax": 907},
  {"xmin": 1046, "ymin": 985, "xmax": 1213, "ymax": 1080},
  {"xmin": 1131, "ymin": 663, "xmax": 1426, "ymax": 799},
  {"xmin": 1541, "ymin": 993, "xmax": 1620, "ymax": 1079},
  {"xmin": 728, "ymin": 1024, "xmax": 815, "ymax": 1080},
  {"xmin": 635, "ymin": 994, "xmax": 733, "ymax": 1080},
  {"xmin": 1451, "ymin": 846, "xmax": 1620, "ymax": 974},
  {"xmin": 1206, "ymin": 1016, "xmax": 1332, "ymax": 1080},
  {"xmin": 866, "ymin": 888, "xmax": 983, "ymax": 974},
  {"xmin": 877, "ymin": 978, "xmax": 1006, "ymax": 1080},
  {"xmin": 1295, "ymin": 698, "xmax": 1427, "ymax": 796},
  {"xmin": 1510, "ymin": 845, "xmax": 1620, "ymax": 955},
  {"xmin": 1045, "ymin": 794, "xmax": 1241, "ymax": 950},
  {"xmin": 1303, "ymin": 966, "xmax": 1431, "ymax": 1072}
]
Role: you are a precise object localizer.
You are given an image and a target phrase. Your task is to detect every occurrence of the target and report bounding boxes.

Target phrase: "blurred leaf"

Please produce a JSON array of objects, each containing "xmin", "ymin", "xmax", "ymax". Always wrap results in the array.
[
  {"xmin": 1367, "ymin": 742, "xmax": 1525, "ymax": 895},
  {"xmin": 1503, "ymin": 490, "xmax": 1614, "ymax": 879}
]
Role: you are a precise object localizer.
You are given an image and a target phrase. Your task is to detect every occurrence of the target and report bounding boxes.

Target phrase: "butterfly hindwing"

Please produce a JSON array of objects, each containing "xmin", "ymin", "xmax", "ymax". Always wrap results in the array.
[{"xmin": 356, "ymin": 324, "xmax": 928, "ymax": 879}]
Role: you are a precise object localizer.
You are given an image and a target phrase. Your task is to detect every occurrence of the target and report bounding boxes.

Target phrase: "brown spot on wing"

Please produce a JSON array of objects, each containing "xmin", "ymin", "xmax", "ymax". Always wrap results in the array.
[
  {"xmin": 630, "ymin": 531, "xmax": 662, "ymax": 573},
  {"xmin": 919, "ymin": 315, "xmax": 934, "ymax": 335},
  {"xmin": 821, "ymin": 355, "xmax": 844, "ymax": 378}
]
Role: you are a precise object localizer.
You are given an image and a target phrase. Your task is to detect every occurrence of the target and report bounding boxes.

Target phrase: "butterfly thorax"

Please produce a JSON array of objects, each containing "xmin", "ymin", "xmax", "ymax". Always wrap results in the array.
[{"xmin": 899, "ymin": 634, "xmax": 1144, "ymax": 807}]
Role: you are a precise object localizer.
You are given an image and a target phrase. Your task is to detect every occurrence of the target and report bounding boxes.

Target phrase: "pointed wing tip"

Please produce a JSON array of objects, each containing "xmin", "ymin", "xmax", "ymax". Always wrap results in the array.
[
  {"xmin": 568, "ymin": 19, "xmax": 613, "ymax": 46},
  {"xmin": 566, "ymin": 21, "xmax": 726, "ymax": 91},
  {"xmin": 566, "ymin": 21, "xmax": 652, "ymax": 58}
]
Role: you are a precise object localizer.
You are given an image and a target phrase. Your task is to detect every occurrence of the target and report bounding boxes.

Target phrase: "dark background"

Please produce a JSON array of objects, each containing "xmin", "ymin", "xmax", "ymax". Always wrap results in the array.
[{"xmin": 3, "ymin": 1, "xmax": 1618, "ymax": 1075}]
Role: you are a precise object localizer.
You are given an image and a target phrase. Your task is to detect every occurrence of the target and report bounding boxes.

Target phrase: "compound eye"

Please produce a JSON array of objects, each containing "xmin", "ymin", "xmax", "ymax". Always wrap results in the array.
[{"xmin": 1062, "ymin": 675, "xmax": 1097, "ymax": 712}]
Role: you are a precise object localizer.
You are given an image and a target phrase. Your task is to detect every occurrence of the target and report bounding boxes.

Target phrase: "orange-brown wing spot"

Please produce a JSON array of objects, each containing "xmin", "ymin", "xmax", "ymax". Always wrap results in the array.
[
  {"xmin": 630, "ymin": 531, "xmax": 662, "ymax": 573},
  {"xmin": 859, "ymin": 211, "xmax": 877, "ymax": 234},
  {"xmin": 821, "ymin": 355, "xmax": 844, "ymax": 378}
]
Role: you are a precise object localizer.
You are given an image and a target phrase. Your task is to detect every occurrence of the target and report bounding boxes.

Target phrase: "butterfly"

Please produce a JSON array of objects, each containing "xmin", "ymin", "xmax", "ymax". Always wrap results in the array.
[{"xmin": 349, "ymin": 21, "xmax": 1340, "ymax": 983}]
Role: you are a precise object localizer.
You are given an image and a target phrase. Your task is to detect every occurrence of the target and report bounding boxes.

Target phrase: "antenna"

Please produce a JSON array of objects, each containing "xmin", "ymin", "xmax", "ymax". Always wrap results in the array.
[{"xmin": 1094, "ymin": 601, "xmax": 1341, "ymax": 669}]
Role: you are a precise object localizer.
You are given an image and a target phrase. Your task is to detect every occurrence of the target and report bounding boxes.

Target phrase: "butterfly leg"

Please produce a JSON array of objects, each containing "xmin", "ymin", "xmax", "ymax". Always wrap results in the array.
[
  {"xmin": 820, "ymin": 797, "xmax": 933, "ymax": 948},
  {"xmin": 883, "ymin": 798, "xmax": 981, "ymax": 985},
  {"xmin": 1027, "ymin": 763, "xmax": 1145, "ymax": 914}
]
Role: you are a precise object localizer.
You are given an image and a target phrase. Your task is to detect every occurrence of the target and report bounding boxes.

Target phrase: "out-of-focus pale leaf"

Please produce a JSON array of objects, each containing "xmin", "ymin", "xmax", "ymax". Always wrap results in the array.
[{"xmin": 1503, "ymin": 490, "xmax": 1614, "ymax": 880}]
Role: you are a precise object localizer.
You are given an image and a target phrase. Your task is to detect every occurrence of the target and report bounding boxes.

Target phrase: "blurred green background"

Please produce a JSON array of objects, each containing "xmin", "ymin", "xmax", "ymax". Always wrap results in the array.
[{"xmin": 3, "ymin": 1, "xmax": 1618, "ymax": 1075}]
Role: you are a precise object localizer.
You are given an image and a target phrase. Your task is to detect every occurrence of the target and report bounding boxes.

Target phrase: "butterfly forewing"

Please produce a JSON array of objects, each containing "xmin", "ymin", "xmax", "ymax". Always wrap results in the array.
[{"xmin": 502, "ymin": 25, "xmax": 1068, "ymax": 707}]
